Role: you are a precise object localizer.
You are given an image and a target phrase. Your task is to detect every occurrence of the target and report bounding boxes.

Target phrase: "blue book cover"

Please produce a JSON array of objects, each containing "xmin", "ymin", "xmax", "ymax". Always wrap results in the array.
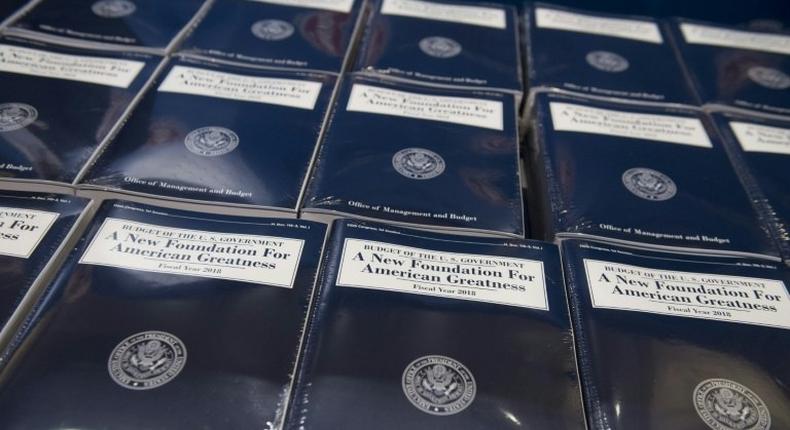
[
  {"xmin": 710, "ymin": 111, "xmax": 790, "ymax": 264},
  {"xmin": 527, "ymin": 92, "xmax": 777, "ymax": 259},
  {"xmin": 562, "ymin": 239, "xmax": 790, "ymax": 429},
  {"xmin": 80, "ymin": 56, "xmax": 336, "ymax": 217},
  {"xmin": 355, "ymin": 0, "xmax": 521, "ymax": 95},
  {"xmin": 0, "ymin": 37, "xmax": 160, "ymax": 193},
  {"xmin": 525, "ymin": 4, "xmax": 698, "ymax": 107},
  {"xmin": 288, "ymin": 219, "xmax": 584, "ymax": 429},
  {"xmin": 668, "ymin": 18, "xmax": 790, "ymax": 118},
  {"xmin": 6, "ymin": 0, "xmax": 209, "ymax": 52},
  {"xmin": 0, "ymin": 199, "xmax": 328, "ymax": 429},
  {"xmin": 302, "ymin": 75, "xmax": 524, "ymax": 238},
  {"xmin": 179, "ymin": 0, "xmax": 364, "ymax": 74},
  {"xmin": 0, "ymin": 191, "xmax": 89, "ymax": 360}
]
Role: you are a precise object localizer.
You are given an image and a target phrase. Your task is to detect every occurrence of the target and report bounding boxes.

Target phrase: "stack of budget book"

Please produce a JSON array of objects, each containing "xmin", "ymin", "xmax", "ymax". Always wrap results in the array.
[{"xmin": 0, "ymin": 0, "xmax": 785, "ymax": 429}]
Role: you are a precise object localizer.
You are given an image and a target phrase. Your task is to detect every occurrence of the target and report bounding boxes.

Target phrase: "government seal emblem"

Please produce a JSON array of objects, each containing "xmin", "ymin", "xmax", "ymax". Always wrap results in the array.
[
  {"xmin": 392, "ymin": 148, "xmax": 446, "ymax": 180},
  {"xmin": 251, "ymin": 19, "xmax": 295, "ymax": 41},
  {"xmin": 622, "ymin": 167, "xmax": 677, "ymax": 201},
  {"xmin": 586, "ymin": 51, "xmax": 629, "ymax": 73},
  {"xmin": 184, "ymin": 126, "xmax": 239, "ymax": 157},
  {"xmin": 747, "ymin": 66, "xmax": 790, "ymax": 90},
  {"xmin": 693, "ymin": 378, "xmax": 771, "ymax": 430},
  {"xmin": 402, "ymin": 355, "xmax": 476, "ymax": 416},
  {"xmin": 91, "ymin": 0, "xmax": 136, "ymax": 18},
  {"xmin": 419, "ymin": 36, "xmax": 462, "ymax": 59},
  {"xmin": 0, "ymin": 103, "xmax": 37, "ymax": 132},
  {"xmin": 108, "ymin": 331, "xmax": 187, "ymax": 390}
]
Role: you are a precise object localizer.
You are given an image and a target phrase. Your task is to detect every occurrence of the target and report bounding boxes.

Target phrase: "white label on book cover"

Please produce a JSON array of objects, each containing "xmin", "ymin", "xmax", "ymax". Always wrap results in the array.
[
  {"xmin": 247, "ymin": 0, "xmax": 354, "ymax": 13},
  {"xmin": 381, "ymin": 0, "xmax": 506, "ymax": 29},
  {"xmin": 336, "ymin": 238, "xmax": 549, "ymax": 310},
  {"xmin": 534, "ymin": 8, "xmax": 662, "ymax": 44},
  {"xmin": 680, "ymin": 23, "xmax": 790, "ymax": 55},
  {"xmin": 584, "ymin": 259, "xmax": 790, "ymax": 330},
  {"xmin": 0, "ymin": 44, "xmax": 145, "ymax": 88},
  {"xmin": 730, "ymin": 121, "xmax": 790, "ymax": 155},
  {"xmin": 0, "ymin": 207, "xmax": 58, "ymax": 258},
  {"xmin": 549, "ymin": 102, "xmax": 712, "ymax": 148},
  {"xmin": 80, "ymin": 218, "xmax": 304, "ymax": 288},
  {"xmin": 158, "ymin": 66, "xmax": 322, "ymax": 110},
  {"xmin": 347, "ymin": 84, "xmax": 503, "ymax": 130}
]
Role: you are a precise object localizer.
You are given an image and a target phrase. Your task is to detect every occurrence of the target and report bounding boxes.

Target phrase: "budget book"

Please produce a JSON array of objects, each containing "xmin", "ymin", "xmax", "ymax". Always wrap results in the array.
[
  {"xmin": 79, "ymin": 56, "xmax": 336, "ymax": 217},
  {"xmin": 525, "ymin": 4, "xmax": 698, "ymax": 108},
  {"xmin": 527, "ymin": 92, "xmax": 777, "ymax": 259},
  {"xmin": 0, "ymin": 37, "xmax": 160, "ymax": 193},
  {"xmin": 562, "ymin": 239, "xmax": 790, "ymax": 429},
  {"xmin": 288, "ymin": 219, "xmax": 584, "ymax": 429},
  {"xmin": 179, "ymin": 0, "xmax": 365, "ymax": 74},
  {"xmin": 669, "ymin": 19, "xmax": 790, "ymax": 118},
  {"xmin": 0, "ymin": 200, "xmax": 328, "ymax": 429},
  {"xmin": 0, "ymin": 191, "xmax": 90, "ymax": 362},
  {"xmin": 356, "ymin": 0, "xmax": 522, "ymax": 97},
  {"xmin": 5, "ymin": 0, "xmax": 210, "ymax": 53},
  {"xmin": 302, "ymin": 75, "xmax": 524, "ymax": 238}
]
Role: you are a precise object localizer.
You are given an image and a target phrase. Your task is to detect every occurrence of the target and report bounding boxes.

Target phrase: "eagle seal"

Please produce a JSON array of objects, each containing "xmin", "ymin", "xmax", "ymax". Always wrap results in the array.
[
  {"xmin": 622, "ymin": 167, "xmax": 677, "ymax": 201},
  {"xmin": 251, "ymin": 19, "xmax": 295, "ymax": 41},
  {"xmin": 108, "ymin": 331, "xmax": 187, "ymax": 390},
  {"xmin": 0, "ymin": 103, "xmax": 38, "ymax": 132},
  {"xmin": 402, "ymin": 355, "xmax": 476, "ymax": 416},
  {"xmin": 694, "ymin": 378, "xmax": 770, "ymax": 430},
  {"xmin": 92, "ymin": 0, "xmax": 136, "ymax": 18},
  {"xmin": 747, "ymin": 66, "xmax": 790, "ymax": 90},
  {"xmin": 184, "ymin": 126, "xmax": 239, "ymax": 157},
  {"xmin": 419, "ymin": 37, "xmax": 462, "ymax": 59},
  {"xmin": 586, "ymin": 50, "xmax": 630, "ymax": 73},
  {"xmin": 392, "ymin": 148, "xmax": 446, "ymax": 180}
]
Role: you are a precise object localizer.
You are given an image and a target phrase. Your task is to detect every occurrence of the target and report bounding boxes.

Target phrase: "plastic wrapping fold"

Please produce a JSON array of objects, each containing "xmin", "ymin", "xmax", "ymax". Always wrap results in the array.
[{"xmin": 0, "ymin": 0, "xmax": 31, "ymax": 29}]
